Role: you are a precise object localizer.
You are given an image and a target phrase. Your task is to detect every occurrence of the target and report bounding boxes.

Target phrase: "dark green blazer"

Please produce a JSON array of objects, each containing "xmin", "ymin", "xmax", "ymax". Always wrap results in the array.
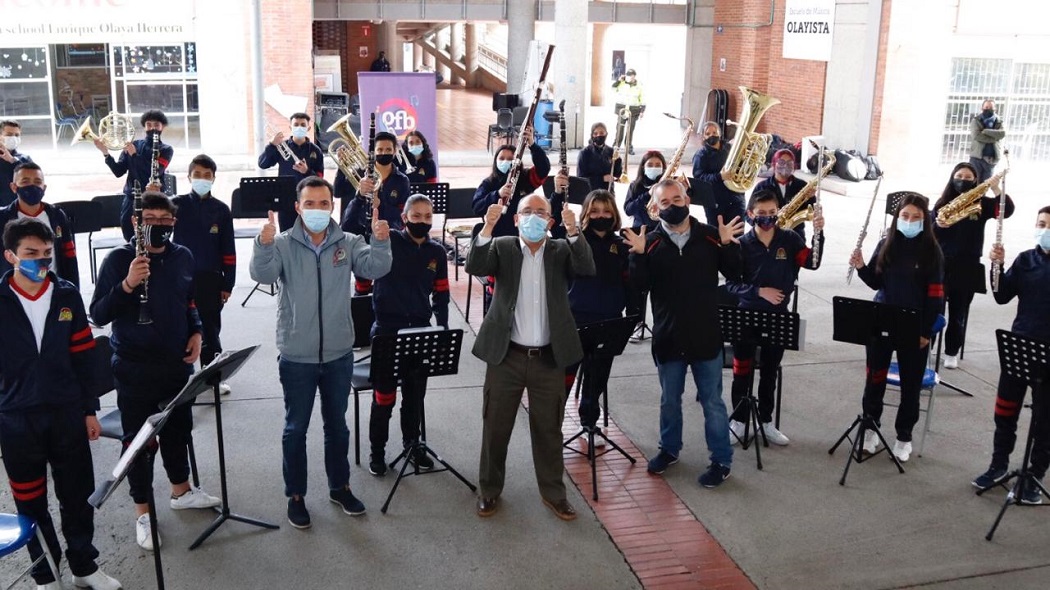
[{"xmin": 466, "ymin": 235, "xmax": 595, "ymax": 368}]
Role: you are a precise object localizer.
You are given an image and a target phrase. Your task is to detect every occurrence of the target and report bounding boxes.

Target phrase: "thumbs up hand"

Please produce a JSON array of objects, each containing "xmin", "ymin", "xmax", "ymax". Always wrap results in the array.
[{"xmin": 260, "ymin": 210, "xmax": 277, "ymax": 245}]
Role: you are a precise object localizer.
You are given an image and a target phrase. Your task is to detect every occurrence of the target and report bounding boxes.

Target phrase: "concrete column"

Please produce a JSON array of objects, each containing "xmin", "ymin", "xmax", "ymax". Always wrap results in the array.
[
  {"xmin": 437, "ymin": 25, "xmax": 452, "ymax": 84},
  {"xmin": 413, "ymin": 42, "xmax": 423, "ymax": 71},
  {"xmin": 506, "ymin": 0, "xmax": 535, "ymax": 94},
  {"xmin": 683, "ymin": 2, "xmax": 715, "ymax": 124},
  {"xmin": 380, "ymin": 20, "xmax": 400, "ymax": 71},
  {"xmin": 450, "ymin": 22, "xmax": 465, "ymax": 86},
  {"xmin": 555, "ymin": 0, "xmax": 588, "ymax": 147},
  {"xmin": 590, "ymin": 23, "xmax": 609, "ymax": 107},
  {"xmin": 423, "ymin": 45, "xmax": 435, "ymax": 70},
  {"xmin": 465, "ymin": 23, "xmax": 479, "ymax": 87}
]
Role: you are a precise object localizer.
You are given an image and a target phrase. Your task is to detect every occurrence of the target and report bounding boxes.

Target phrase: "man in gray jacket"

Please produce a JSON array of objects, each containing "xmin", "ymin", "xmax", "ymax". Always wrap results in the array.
[
  {"xmin": 468, "ymin": 194, "xmax": 594, "ymax": 521},
  {"xmin": 969, "ymin": 99, "xmax": 1006, "ymax": 182},
  {"xmin": 250, "ymin": 176, "xmax": 392, "ymax": 529}
]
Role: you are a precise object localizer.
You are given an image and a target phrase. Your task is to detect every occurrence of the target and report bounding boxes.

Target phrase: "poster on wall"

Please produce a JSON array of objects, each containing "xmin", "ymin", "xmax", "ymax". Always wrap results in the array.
[
  {"xmin": 358, "ymin": 72, "xmax": 439, "ymax": 178},
  {"xmin": 783, "ymin": 0, "xmax": 836, "ymax": 62}
]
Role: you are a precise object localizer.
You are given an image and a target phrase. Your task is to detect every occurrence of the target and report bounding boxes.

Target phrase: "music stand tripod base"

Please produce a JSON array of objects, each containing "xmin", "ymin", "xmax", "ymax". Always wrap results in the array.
[{"xmin": 828, "ymin": 414, "xmax": 905, "ymax": 486}]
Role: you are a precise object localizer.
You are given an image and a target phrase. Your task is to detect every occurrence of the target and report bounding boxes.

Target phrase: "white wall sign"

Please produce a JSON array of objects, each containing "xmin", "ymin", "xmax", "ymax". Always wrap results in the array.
[
  {"xmin": 0, "ymin": 0, "xmax": 195, "ymax": 45},
  {"xmin": 783, "ymin": 0, "xmax": 836, "ymax": 62}
]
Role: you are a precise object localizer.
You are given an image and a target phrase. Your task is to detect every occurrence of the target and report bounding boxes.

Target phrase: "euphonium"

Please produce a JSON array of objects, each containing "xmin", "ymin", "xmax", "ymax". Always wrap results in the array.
[
  {"xmin": 647, "ymin": 114, "xmax": 694, "ymax": 220},
  {"xmin": 324, "ymin": 114, "xmax": 370, "ymax": 190},
  {"xmin": 936, "ymin": 166, "xmax": 1009, "ymax": 227},
  {"xmin": 776, "ymin": 150, "xmax": 836, "ymax": 230},
  {"xmin": 72, "ymin": 112, "xmax": 135, "ymax": 150},
  {"xmin": 722, "ymin": 87, "xmax": 780, "ymax": 193}
]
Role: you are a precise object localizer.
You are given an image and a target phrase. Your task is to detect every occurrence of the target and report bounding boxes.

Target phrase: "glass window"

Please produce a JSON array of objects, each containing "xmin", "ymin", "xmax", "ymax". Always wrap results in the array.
[
  {"xmin": 126, "ymin": 84, "xmax": 186, "ymax": 113},
  {"xmin": 55, "ymin": 44, "xmax": 108, "ymax": 68},
  {"xmin": 112, "ymin": 43, "xmax": 197, "ymax": 77},
  {"xmin": 0, "ymin": 47, "xmax": 49, "ymax": 80},
  {"xmin": 0, "ymin": 82, "xmax": 52, "ymax": 117}
]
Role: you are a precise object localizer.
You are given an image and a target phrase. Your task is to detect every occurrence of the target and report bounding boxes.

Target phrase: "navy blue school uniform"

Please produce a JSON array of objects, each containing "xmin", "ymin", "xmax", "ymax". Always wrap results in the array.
[
  {"xmin": 396, "ymin": 153, "xmax": 438, "ymax": 184},
  {"xmin": 753, "ymin": 176, "xmax": 810, "ymax": 240},
  {"xmin": 472, "ymin": 144, "xmax": 551, "ymax": 238},
  {"xmin": 0, "ymin": 150, "xmax": 32, "ymax": 207},
  {"xmin": 725, "ymin": 228, "xmax": 823, "ymax": 424},
  {"xmin": 0, "ymin": 201, "xmax": 79, "ymax": 288},
  {"xmin": 103, "ymin": 136, "xmax": 173, "ymax": 240},
  {"xmin": 623, "ymin": 178, "xmax": 659, "ymax": 231},
  {"xmin": 342, "ymin": 168, "xmax": 411, "ymax": 238},
  {"xmin": 576, "ymin": 144, "xmax": 623, "ymax": 194},
  {"xmin": 0, "ymin": 271, "xmax": 101, "ymax": 584},
  {"xmin": 692, "ymin": 144, "xmax": 744, "ymax": 227},
  {"xmin": 368, "ymin": 229, "xmax": 450, "ymax": 456},
  {"xmin": 984, "ymin": 246, "xmax": 1050, "ymax": 478},
  {"xmin": 172, "ymin": 190, "xmax": 236, "ymax": 365},
  {"xmin": 89, "ymin": 240, "xmax": 203, "ymax": 504},
  {"xmin": 856, "ymin": 235, "xmax": 945, "ymax": 443},
  {"xmin": 257, "ymin": 139, "xmax": 325, "ymax": 231}
]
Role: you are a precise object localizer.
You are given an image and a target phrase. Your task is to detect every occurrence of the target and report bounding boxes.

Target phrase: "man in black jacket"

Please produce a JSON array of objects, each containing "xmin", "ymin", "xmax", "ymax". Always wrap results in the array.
[
  {"xmin": 0, "ymin": 119, "xmax": 33, "ymax": 208},
  {"xmin": 624, "ymin": 179, "xmax": 743, "ymax": 488},
  {"xmin": 0, "ymin": 162, "xmax": 79, "ymax": 287}
]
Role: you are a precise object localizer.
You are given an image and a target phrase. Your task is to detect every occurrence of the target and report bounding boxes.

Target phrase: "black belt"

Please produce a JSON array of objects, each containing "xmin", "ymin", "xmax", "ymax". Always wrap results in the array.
[{"xmin": 508, "ymin": 342, "xmax": 552, "ymax": 358}]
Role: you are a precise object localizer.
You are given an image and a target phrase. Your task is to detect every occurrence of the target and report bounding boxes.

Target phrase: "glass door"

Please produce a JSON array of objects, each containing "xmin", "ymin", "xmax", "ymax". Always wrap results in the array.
[{"xmin": 110, "ymin": 43, "xmax": 199, "ymax": 149}]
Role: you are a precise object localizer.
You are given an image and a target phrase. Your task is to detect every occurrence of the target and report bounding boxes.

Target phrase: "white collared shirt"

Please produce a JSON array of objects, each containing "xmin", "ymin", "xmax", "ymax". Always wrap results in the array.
[{"xmin": 511, "ymin": 237, "xmax": 549, "ymax": 346}]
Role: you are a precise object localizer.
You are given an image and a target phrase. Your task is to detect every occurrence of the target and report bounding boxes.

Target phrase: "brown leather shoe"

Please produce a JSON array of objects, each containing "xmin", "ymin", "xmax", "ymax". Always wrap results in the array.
[
  {"xmin": 542, "ymin": 497, "xmax": 577, "ymax": 521},
  {"xmin": 476, "ymin": 496, "xmax": 498, "ymax": 517}
]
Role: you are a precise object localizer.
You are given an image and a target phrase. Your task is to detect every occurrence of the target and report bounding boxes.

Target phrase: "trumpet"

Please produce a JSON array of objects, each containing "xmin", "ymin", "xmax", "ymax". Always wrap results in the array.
[
  {"xmin": 324, "ymin": 114, "xmax": 370, "ymax": 190},
  {"xmin": 265, "ymin": 124, "xmax": 302, "ymax": 166},
  {"xmin": 647, "ymin": 114, "xmax": 694, "ymax": 220},
  {"xmin": 395, "ymin": 142, "xmax": 416, "ymax": 175},
  {"xmin": 72, "ymin": 113, "xmax": 135, "ymax": 150}
]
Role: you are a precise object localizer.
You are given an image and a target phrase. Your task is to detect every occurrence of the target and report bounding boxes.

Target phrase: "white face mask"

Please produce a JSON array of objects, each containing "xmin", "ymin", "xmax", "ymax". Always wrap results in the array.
[
  {"xmin": 2, "ymin": 136, "xmax": 20, "ymax": 151},
  {"xmin": 644, "ymin": 166, "xmax": 663, "ymax": 180}
]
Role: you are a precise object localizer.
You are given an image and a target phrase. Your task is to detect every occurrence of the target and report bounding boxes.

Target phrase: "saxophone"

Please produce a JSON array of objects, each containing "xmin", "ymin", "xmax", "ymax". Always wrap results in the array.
[
  {"xmin": 776, "ymin": 150, "xmax": 836, "ymax": 230},
  {"xmin": 722, "ymin": 87, "xmax": 780, "ymax": 193},
  {"xmin": 935, "ymin": 166, "xmax": 1009, "ymax": 227},
  {"xmin": 646, "ymin": 114, "xmax": 694, "ymax": 220}
]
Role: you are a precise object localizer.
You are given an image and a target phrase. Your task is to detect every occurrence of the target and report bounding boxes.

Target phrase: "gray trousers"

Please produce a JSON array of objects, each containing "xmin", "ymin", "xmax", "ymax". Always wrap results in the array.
[{"xmin": 479, "ymin": 347, "xmax": 568, "ymax": 502}]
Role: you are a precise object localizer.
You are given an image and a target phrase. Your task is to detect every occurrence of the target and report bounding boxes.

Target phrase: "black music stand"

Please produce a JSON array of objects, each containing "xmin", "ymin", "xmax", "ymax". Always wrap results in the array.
[
  {"xmin": 187, "ymin": 346, "xmax": 279, "ymax": 549},
  {"xmin": 239, "ymin": 176, "xmax": 297, "ymax": 305},
  {"xmin": 562, "ymin": 315, "xmax": 640, "ymax": 501},
  {"xmin": 376, "ymin": 328, "xmax": 477, "ymax": 514},
  {"xmin": 827, "ymin": 297, "xmax": 920, "ymax": 485},
  {"xmin": 976, "ymin": 330, "xmax": 1050, "ymax": 541},
  {"xmin": 718, "ymin": 306, "xmax": 801, "ymax": 470}
]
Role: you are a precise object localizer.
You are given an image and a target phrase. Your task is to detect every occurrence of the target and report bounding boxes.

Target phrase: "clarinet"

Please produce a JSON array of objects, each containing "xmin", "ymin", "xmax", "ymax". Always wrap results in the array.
[
  {"xmin": 556, "ymin": 99, "xmax": 567, "ymax": 190},
  {"xmin": 148, "ymin": 131, "xmax": 161, "ymax": 191},
  {"xmin": 133, "ymin": 180, "xmax": 152, "ymax": 325},
  {"xmin": 362, "ymin": 109, "xmax": 378, "ymax": 233}
]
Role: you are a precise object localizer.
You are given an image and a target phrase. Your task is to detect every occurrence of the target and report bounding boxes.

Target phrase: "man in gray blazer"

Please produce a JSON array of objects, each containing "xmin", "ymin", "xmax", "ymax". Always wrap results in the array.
[{"xmin": 467, "ymin": 194, "xmax": 595, "ymax": 520}]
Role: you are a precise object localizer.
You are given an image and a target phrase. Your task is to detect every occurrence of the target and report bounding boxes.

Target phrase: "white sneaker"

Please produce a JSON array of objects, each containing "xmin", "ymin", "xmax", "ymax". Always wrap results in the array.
[
  {"xmin": 219, "ymin": 382, "xmax": 232, "ymax": 395},
  {"xmin": 943, "ymin": 354, "xmax": 959, "ymax": 369},
  {"xmin": 892, "ymin": 440, "xmax": 913, "ymax": 462},
  {"xmin": 37, "ymin": 582, "xmax": 62, "ymax": 590},
  {"xmin": 590, "ymin": 428, "xmax": 606, "ymax": 448},
  {"xmin": 761, "ymin": 422, "xmax": 790, "ymax": 446},
  {"xmin": 73, "ymin": 568, "xmax": 123, "ymax": 590},
  {"xmin": 862, "ymin": 431, "xmax": 880, "ymax": 455},
  {"xmin": 729, "ymin": 420, "xmax": 747, "ymax": 446},
  {"xmin": 135, "ymin": 514, "xmax": 160, "ymax": 551},
  {"xmin": 170, "ymin": 486, "xmax": 221, "ymax": 510}
]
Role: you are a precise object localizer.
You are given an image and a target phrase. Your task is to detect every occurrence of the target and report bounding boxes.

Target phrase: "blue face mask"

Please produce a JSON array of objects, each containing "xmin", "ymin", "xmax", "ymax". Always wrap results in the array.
[
  {"xmin": 496, "ymin": 160, "xmax": 513, "ymax": 174},
  {"xmin": 16, "ymin": 257, "xmax": 50, "ymax": 283},
  {"xmin": 301, "ymin": 208, "xmax": 331, "ymax": 232},
  {"xmin": 408, "ymin": 144, "xmax": 424, "ymax": 157},
  {"xmin": 644, "ymin": 167, "xmax": 663, "ymax": 180},
  {"xmin": 897, "ymin": 217, "xmax": 923, "ymax": 239},
  {"xmin": 191, "ymin": 179, "xmax": 213, "ymax": 196},
  {"xmin": 290, "ymin": 126, "xmax": 309, "ymax": 139},
  {"xmin": 518, "ymin": 214, "xmax": 549, "ymax": 243},
  {"xmin": 1036, "ymin": 228, "xmax": 1050, "ymax": 251}
]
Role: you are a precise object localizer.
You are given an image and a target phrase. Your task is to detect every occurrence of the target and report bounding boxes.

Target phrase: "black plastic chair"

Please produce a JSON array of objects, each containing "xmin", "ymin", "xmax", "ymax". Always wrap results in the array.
[
  {"xmin": 53, "ymin": 200, "xmax": 100, "ymax": 235},
  {"xmin": 349, "ymin": 295, "xmax": 376, "ymax": 466},
  {"xmin": 231, "ymin": 188, "xmax": 276, "ymax": 306},
  {"xmin": 89, "ymin": 194, "xmax": 126, "ymax": 283},
  {"xmin": 541, "ymin": 176, "xmax": 593, "ymax": 206},
  {"xmin": 487, "ymin": 108, "xmax": 514, "ymax": 153},
  {"xmin": 443, "ymin": 188, "xmax": 480, "ymax": 281}
]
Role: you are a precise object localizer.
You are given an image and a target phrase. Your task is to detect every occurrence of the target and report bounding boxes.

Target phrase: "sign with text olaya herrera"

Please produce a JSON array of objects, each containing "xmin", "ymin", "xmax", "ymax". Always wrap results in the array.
[
  {"xmin": 1, "ymin": 0, "xmax": 195, "ymax": 45},
  {"xmin": 783, "ymin": 0, "xmax": 836, "ymax": 62}
]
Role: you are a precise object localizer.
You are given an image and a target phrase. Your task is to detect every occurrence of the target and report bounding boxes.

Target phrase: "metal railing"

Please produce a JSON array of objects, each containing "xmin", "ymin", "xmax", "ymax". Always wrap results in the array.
[{"xmin": 477, "ymin": 45, "xmax": 507, "ymax": 80}]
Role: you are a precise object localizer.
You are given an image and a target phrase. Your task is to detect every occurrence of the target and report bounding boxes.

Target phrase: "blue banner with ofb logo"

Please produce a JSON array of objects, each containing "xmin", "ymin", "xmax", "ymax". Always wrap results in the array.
[{"xmin": 358, "ymin": 72, "xmax": 439, "ymax": 179}]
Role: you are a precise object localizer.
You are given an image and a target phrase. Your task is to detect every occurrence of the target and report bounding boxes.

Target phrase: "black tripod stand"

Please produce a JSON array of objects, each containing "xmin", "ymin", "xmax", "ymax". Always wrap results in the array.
[
  {"xmin": 976, "ymin": 330, "xmax": 1050, "ymax": 541},
  {"xmin": 562, "ymin": 316, "xmax": 639, "ymax": 501},
  {"xmin": 718, "ymin": 306, "xmax": 800, "ymax": 470},
  {"xmin": 375, "ymin": 329, "xmax": 477, "ymax": 513},
  {"xmin": 827, "ymin": 297, "xmax": 920, "ymax": 485}
]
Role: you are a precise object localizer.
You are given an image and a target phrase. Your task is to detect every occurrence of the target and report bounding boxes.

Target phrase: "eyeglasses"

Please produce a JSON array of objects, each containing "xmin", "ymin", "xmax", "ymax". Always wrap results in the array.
[{"xmin": 520, "ymin": 209, "xmax": 550, "ymax": 219}]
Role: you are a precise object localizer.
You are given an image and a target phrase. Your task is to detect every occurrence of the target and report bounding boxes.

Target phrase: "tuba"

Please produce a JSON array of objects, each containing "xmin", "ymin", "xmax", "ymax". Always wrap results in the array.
[
  {"xmin": 722, "ymin": 87, "xmax": 780, "ymax": 193},
  {"xmin": 936, "ymin": 166, "xmax": 1009, "ymax": 227},
  {"xmin": 646, "ymin": 114, "xmax": 694, "ymax": 220},
  {"xmin": 776, "ymin": 148, "xmax": 836, "ymax": 230},
  {"xmin": 72, "ymin": 112, "xmax": 135, "ymax": 150},
  {"xmin": 325, "ymin": 114, "xmax": 370, "ymax": 190}
]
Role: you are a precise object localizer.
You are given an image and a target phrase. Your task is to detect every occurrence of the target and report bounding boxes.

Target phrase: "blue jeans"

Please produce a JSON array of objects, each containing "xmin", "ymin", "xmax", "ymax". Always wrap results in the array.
[
  {"xmin": 278, "ymin": 352, "xmax": 354, "ymax": 497},
  {"xmin": 656, "ymin": 354, "xmax": 733, "ymax": 467}
]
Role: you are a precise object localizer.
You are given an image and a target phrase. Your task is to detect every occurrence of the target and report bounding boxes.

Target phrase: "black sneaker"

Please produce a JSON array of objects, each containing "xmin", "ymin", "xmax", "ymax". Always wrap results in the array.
[
  {"xmin": 1020, "ymin": 479, "xmax": 1045, "ymax": 506},
  {"xmin": 971, "ymin": 466, "xmax": 1009, "ymax": 490},
  {"xmin": 646, "ymin": 450, "xmax": 679, "ymax": 475},
  {"xmin": 287, "ymin": 497, "xmax": 311, "ymax": 529},
  {"xmin": 369, "ymin": 454, "xmax": 387, "ymax": 477},
  {"xmin": 698, "ymin": 462, "xmax": 731, "ymax": 488},
  {"xmin": 408, "ymin": 447, "xmax": 435, "ymax": 470},
  {"xmin": 329, "ymin": 487, "xmax": 366, "ymax": 515}
]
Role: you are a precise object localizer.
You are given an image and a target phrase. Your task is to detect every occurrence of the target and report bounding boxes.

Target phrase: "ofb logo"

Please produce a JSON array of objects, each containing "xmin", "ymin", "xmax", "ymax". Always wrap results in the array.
[{"xmin": 379, "ymin": 98, "xmax": 417, "ymax": 136}]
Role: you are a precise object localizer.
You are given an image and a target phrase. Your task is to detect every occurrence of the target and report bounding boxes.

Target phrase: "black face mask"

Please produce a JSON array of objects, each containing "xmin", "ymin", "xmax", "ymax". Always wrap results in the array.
[
  {"xmin": 405, "ymin": 222, "xmax": 432, "ymax": 239},
  {"xmin": 981, "ymin": 109, "xmax": 994, "ymax": 118},
  {"xmin": 658, "ymin": 204, "xmax": 690, "ymax": 225},
  {"xmin": 952, "ymin": 178, "xmax": 977, "ymax": 194},
  {"xmin": 375, "ymin": 154, "xmax": 395, "ymax": 166},
  {"xmin": 704, "ymin": 136, "xmax": 720, "ymax": 148},
  {"xmin": 146, "ymin": 129, "xmax": 162, "ymax": 141},
  {"xmin": 592, "ymin": 135, "xmax": 606, "ymax": 147},
  {"xmin": 145, "ymin": 224, "xmax": 172, "ymax": 248},
  {"xmin": 588, "ymin": 217, "xmax": 614, "ymax": 232}
]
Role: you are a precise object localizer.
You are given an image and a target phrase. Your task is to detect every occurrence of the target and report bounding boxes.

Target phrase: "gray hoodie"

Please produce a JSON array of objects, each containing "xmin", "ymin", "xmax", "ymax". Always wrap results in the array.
[{"xmin": 250, "ymin": 217, "xmax": 392, "ymax": 364}]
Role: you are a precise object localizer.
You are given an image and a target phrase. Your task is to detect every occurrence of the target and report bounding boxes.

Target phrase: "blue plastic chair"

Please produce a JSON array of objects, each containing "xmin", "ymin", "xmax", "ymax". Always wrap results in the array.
[
  {"xmin": 0, "ymin": 513, "xmax": 60, "ymax": 589},
  {"xmin": 886, "ymin": 314, "xmax": 947, "ymax": 457}
]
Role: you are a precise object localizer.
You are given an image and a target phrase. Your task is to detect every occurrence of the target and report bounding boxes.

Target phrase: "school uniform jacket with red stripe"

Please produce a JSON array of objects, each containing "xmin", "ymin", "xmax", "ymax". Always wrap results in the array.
[
  {"xmin": 0, "ymin": 201, "xmax": 79, "ymax": 288},
  {"xmin": 857, "ymin": 235, "xmax": 945, "ymax": 338},
  {"xmin": 372, "ymin": 229, "xmax": 450, "ymax": 328},
  {"xmin": 172, "ymin": 191, "xmax": 237, "ymax": 292},
  {"xmin": 0, "ymin": 271, "xmax": 97, "ymax": 414}
]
